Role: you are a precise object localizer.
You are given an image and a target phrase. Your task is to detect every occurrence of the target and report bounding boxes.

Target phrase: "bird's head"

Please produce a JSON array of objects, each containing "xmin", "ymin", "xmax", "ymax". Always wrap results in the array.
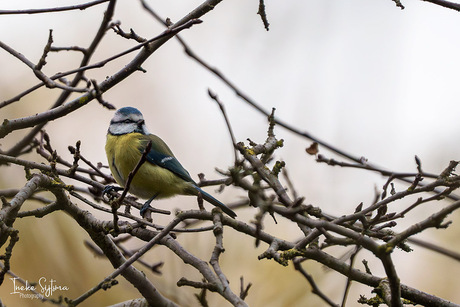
[{"xmin": 108, "ymin": 107, "xmax": 150, "ymax": 135}]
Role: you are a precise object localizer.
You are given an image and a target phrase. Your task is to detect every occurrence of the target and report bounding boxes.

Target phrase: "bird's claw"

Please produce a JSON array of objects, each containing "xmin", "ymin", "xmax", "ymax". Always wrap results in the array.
[
  {"xmin": 102, "ymin": 185, "xmax": 124, "ymax": 199},
  {"xmin": 140, "ymin": 194, "xmax": 159, "ymax": 217},
  {"xmin": 140, "ymin": 202, "xmax": 153, "ymax": 217}
]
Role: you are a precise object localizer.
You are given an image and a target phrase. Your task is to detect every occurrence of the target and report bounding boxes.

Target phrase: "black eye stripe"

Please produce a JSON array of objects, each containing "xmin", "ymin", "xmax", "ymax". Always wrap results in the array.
[{"xmin": 110, "ymin": 119, "xmax": 134, "ymax": 124}]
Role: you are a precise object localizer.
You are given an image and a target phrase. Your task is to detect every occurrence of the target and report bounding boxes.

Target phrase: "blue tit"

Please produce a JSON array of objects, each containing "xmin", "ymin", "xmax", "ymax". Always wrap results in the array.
[{"xmin": 105, "ymin": 107, "xmax": 236, "ymax": 218}]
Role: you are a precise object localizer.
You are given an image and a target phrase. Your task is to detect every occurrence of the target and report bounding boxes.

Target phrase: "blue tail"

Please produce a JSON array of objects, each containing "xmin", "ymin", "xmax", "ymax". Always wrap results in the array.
[{"xmin": 194, "ymin": 186, "xmax": 237, "ymax": 218}]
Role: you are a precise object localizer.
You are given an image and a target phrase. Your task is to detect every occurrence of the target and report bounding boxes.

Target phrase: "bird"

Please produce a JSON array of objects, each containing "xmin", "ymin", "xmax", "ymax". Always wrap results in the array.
[{"xmin": 104, "ymin": 106, "xmax": 236, "ymax": 218}]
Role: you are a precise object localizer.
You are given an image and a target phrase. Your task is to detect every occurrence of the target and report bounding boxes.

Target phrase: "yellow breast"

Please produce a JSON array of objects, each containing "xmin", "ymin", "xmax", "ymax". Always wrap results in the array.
[{"xmin": 105, "ymin": 133, "xmax": 189, "ymax": 199}]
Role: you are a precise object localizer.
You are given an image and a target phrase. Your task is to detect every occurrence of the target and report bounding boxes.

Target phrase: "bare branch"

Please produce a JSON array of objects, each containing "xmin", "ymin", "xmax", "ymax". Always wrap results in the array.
[
  {"xmin": 257, "ymin": 0, "xmax": 270, "ymax": 31},
  {"xmin": 2, "ymin": 2, "xmax": 460, "ymax": 306},
  {"xmin": 0, "ymin": 0, "xmax": 111, "ymax": 15},
  {"xmin": 420, "ymin": 0, "xmax": 460, "ymax": 11},
  {"xmin": 208, "ymin": 89, "xmax": 239, "ymax": 162},
  {"xmin": 293, "ymin": 259, "xmax": 339, "ymax": 307},
  {"xmin": 0, "ymin": 18, "xmax": 204, "ymax": 141}
]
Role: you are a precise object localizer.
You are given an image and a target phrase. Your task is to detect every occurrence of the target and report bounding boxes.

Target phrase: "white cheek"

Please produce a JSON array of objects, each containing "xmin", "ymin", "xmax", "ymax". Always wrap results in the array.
[
  {"xmin": 109, "ymin": 123, "xmax": 135, "ymax": 135},
  {"xmin": 142, "ymin": 125, "xmax": 150, "ymax": 135}
]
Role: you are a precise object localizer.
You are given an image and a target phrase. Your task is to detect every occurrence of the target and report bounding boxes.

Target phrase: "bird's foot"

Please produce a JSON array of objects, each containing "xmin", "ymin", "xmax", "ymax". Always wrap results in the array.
[
  {"xmin": 140, "ymin": 202, "xmax": 154, "ymax": 217},
  {"xmin": 102, "ymin": 185, "xmax": 124, "ymax": 199},
  {"xmin": 139, "ymin": 193, "xmax": 159, "ymax": 217}
]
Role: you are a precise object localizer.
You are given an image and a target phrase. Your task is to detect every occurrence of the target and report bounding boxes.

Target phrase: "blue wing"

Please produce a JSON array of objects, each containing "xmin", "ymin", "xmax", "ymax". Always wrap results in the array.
[
  {"xmin": 140, "ymin": 134, "xmax": 195, "ymax": 183},
  {"xmin": 138, "ymin": 134, "xmax": 237, "ymax": 218}
]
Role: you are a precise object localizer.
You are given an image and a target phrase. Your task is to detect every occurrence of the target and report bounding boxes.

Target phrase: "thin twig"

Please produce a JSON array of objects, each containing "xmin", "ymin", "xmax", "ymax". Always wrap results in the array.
[
  {"xmin": 0, "ymin": 0, "xmax": 110, "ymax": 15},
  {"xmin": 2, "ymin": 0, "xmax": 117, "ymax": 156},
  {"xmin": 420, "ymin": 0, "xmax": 460, "ymax": 11},
  {"xmin": 0, "ymin": 40, "xmax": 88, "ymax": 92},
  {"xmin": 293, "ymin": 259, "xmax": 339, "ymax": 307},
  {"xmin": 71, "ymin": 215, "xmax": 185, "ymax": 305},
  {"xmin": 341, "ymin": 246, "xmax": 361, "ymax": 307},
  {"xmin": 117, "ymin": 140, "xmax": 152, "ymax": 204},
  {"xmin": 407, "ymin": 237, "xmax": 460, "ymax": 262},
  {"xmin": 208, "ymin": 89, "xmax": 238, "ymax": 162},
  {"xmin": 0, "ymin": 18, "xmax": 204, "ymax": 141},
  {"xmin": 257, "ymin": 0, "xmax": 270, "ymax": 30}
]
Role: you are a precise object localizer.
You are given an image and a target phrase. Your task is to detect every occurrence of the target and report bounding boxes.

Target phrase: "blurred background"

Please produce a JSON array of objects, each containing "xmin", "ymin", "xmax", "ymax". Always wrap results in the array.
[{"xmin": 1, "ymin": 0, "xmax": 460, "ymax": 306}]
